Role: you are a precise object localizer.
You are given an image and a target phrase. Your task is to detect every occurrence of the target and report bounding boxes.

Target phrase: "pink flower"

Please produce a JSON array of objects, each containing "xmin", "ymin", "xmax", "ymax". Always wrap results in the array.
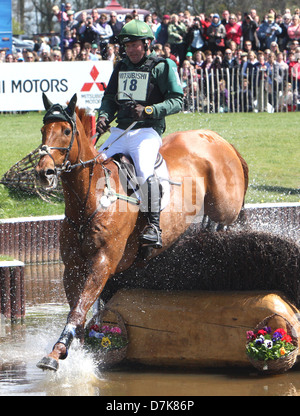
[
  {"xmin": 110, "ymin": 327, "xmax": 122, "ymax": 334},
  {"xmin": 101, "ymin": 325, "xmax": 110, "ymax": 333},
  {"xmin": 247, "ymin": 331, "xmax": 255, "ymax": 340}
]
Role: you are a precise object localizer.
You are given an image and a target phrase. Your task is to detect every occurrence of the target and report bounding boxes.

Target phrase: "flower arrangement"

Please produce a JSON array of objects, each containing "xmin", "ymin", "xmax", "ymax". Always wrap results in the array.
[
  {"xmin": 85, "ymin": 323, "xmax": 128, "ymax": 352},
  {"xmin": 246, "ymin": 326, "xmax": 296, "ymax": 361}
]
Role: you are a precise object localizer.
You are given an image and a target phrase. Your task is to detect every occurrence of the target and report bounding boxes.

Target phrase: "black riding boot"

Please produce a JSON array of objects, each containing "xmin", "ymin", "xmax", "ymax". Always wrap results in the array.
[{"xmin": 139, "ymin": 175, "xmax": 162, "ymax": 249}]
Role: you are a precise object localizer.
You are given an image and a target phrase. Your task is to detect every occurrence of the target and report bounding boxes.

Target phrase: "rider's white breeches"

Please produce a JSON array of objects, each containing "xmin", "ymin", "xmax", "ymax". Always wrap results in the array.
[{"xmin": 99, "ymin": 127, "xmax": 162, "ymax": 183}]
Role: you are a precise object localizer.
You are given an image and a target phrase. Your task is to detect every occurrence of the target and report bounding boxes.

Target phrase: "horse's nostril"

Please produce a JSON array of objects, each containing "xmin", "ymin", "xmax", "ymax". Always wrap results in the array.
[{"xmin": 46, "ymin": 169, "xmax": 56, "ymax": 176}]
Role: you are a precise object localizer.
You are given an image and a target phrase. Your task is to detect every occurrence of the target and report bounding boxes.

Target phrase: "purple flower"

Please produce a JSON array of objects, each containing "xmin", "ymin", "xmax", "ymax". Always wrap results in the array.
[
  {"xmin": 255, "ymin": 335, "xmax": 264, "ymax": 345},
  {"xmin": 272, "ymin": 332, "xmax": 283, "ymax": 342},
  {"xmin": 94, "ymin": 332, "xmax": 105, "ymax": 339},
  {"xmin": 263, "ymin": 326, "xmax": 272, "ymax": 334}
]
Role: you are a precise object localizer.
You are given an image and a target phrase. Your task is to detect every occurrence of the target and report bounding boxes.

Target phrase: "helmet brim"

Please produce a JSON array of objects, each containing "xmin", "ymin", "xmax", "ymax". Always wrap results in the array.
[{"xmin": 119, "ymin": 34, "xmax": 154, "ymax": 44}]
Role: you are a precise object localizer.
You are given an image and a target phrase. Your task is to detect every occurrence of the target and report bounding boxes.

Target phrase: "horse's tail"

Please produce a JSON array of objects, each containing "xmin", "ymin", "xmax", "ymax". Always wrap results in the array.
[{"xmin": 230, "ymin": 144, "xmax": 249, "ymax": 200}]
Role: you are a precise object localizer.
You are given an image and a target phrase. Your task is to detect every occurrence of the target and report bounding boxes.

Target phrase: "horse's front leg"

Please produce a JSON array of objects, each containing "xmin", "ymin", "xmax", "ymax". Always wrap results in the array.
[{"xmin": 37, "ymin": 253, "xmax": 112, "ymax": 371}]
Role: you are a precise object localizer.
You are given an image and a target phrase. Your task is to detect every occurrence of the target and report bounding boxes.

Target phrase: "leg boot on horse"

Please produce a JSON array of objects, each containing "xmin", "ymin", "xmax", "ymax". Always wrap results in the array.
[{"xmin": 139, "ymin": 175, "xmax": 162, "ymax": 249}]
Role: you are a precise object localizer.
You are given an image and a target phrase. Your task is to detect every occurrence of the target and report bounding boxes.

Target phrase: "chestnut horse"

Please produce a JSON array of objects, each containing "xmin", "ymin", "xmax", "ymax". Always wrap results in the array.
[{"xmin": 36, "ymin": 93, "xmax": 248, "ymax": 371}]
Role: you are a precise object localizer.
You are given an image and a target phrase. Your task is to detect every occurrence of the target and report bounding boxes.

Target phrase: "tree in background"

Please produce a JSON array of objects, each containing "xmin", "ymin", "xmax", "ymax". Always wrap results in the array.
[{"xmin": 11, "ymin": 0, "xmax": 298, "ymax": 35}]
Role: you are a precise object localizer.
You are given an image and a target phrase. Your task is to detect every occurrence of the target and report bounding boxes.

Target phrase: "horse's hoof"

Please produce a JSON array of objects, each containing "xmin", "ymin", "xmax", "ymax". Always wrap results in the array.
[{"xmin": 36, "ymin": 356, "xmax": 59, "ymax": 371}]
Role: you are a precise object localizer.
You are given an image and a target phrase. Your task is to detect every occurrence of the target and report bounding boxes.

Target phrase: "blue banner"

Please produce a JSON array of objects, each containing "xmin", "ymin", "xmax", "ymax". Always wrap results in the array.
[{"xmin": 0, "ymin": 0, "xmax": 12, "ymax": 53}]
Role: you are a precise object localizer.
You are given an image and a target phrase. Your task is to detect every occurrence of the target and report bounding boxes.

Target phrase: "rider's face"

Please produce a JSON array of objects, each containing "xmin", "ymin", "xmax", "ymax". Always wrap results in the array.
[{"xmin": 125, "ymin": 40, "xmax": 145, "ymax": 64}]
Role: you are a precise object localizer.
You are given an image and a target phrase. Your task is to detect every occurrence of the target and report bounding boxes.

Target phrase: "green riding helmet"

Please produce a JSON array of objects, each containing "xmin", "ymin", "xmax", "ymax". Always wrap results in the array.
[{"xmin": 118, "ymin": 19, "xmax": 155, "ymax": 44}]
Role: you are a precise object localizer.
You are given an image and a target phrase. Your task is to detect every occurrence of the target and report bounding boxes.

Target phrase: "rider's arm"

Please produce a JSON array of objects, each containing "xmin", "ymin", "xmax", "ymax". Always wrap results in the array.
[{"xmin": 151, "ymin": 60, "xmax": 184, "ymax": 118}]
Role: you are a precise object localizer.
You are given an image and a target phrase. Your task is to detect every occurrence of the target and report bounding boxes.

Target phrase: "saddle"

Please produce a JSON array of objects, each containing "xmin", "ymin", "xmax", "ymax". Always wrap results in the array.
[{"xmin": 112, "ymin": 153, "xmax": 171, "ymax": 210}]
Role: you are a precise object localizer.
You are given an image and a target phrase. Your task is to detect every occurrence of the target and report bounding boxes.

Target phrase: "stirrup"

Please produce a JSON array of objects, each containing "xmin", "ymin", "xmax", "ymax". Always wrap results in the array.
[{"xmin": 140, "ymin": 224, "xmax": 162, "ymax": 249}]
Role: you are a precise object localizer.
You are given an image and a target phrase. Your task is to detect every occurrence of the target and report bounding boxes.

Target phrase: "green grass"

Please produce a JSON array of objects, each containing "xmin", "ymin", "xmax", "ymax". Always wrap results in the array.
[
  {"xmin": 0, "ymin": 255, "xmax": 15, "ymax": 261},
  {"xmin": 0, "ymin": 111, "xmax": 299, "ymax": 219}
]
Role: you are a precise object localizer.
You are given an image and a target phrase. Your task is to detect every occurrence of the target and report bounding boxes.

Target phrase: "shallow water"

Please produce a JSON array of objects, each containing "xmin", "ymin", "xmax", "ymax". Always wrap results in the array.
[{"xmin": 1, "ymin": 263, "xmax": 300, "ymax": 397}]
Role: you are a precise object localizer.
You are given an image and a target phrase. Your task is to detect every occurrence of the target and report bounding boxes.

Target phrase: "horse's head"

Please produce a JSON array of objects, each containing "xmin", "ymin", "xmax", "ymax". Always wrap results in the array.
[{"xmin": 35, "ymin": 93, "xmax": 78, "ymax": 189}]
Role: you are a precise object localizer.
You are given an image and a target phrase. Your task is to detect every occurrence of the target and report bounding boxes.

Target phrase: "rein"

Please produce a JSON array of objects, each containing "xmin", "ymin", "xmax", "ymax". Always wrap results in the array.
[
  {"xmin": 39, "ymin": 144, "xmax": 103, "ymax": 173},
  {"xmin": 41, "ymin": 104, "xmax": 140, "ymax": 241}
]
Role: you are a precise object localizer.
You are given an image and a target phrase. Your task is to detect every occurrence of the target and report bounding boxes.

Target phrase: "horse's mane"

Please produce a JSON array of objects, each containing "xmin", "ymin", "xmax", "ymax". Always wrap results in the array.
[{"xmin": 75, "ymin": 107, "xmax": 93, "ymax": 139}]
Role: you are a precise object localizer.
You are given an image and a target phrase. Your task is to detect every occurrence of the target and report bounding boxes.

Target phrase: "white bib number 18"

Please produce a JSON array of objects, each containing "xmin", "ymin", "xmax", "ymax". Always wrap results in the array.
[{"xmin": 118, "ymin": 71, "xmax": 150, "ymax": 102}]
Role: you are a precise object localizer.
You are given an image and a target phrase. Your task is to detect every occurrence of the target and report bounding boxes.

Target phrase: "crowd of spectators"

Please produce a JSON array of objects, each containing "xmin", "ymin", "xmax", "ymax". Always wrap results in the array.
[{"xmin": 1, "ymin": 3, "xmax": 300, "ymax": 111}]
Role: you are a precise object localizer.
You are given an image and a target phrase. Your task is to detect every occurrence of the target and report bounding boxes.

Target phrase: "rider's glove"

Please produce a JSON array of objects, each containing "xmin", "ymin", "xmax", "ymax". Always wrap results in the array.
[
  {"xmin": 96, "ymin": 116, "xmax": 110, "ymax": 135},
  {"xmin": 131, "ymin": 104, "xmax": 146, "ymax": 120}
]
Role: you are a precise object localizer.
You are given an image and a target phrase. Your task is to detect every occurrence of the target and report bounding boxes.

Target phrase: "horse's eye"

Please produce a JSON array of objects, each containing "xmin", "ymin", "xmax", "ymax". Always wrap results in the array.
[{"xmin": 64, "ymin": 128, "xmax": 71, "ymax": 136}]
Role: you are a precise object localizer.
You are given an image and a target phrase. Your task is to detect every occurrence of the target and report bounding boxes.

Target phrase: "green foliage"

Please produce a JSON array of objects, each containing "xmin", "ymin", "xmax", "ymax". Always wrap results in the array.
[
  {"xmin": 0, "ymin": 254, "xmax": 15, "ymax": 261},
  {"xmin": 12, "ymin": 18, "xmax": 25, "ymax": 35}
]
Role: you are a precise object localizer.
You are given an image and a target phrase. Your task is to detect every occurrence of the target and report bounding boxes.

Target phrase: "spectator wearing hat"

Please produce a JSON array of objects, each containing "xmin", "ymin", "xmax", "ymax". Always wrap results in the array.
[
  {"xmin": 185, "ymin": 51, "xmax": 195, "ymax": 65},
  {"xmin": 155, "ymin": 15, "xmax": 170, "ymax": 46},
  {"xmin": 257, "ymin": 13, "xmax": 282, "ymax": 50},
  {"xmin": 206, "ymin": 14, "xmax": 226, "ymax": 53},
  {"xmin": 65, "ymin": 10, "xmax": 78, "ymax": 32},
  {"xmin": 186, "ymin": 17, "xmax": 206, "ymax": 54},
  {"xmin": 89, "ymin": 43, "xmax": 101, "ymax": 60},
  {"xmin": 108, "ymin": 12, "xmax": 123, "ymax": 44}
]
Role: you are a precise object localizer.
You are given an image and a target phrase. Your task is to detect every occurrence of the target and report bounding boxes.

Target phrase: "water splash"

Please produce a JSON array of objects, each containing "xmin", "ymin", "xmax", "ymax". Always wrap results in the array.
[
  {"xmin": 35, "ymin": 340, "xmax": 101, "ymax": 396},
  {"xmin": 0, "ymin": 303, "xmax": 102, "ymax": 396}
]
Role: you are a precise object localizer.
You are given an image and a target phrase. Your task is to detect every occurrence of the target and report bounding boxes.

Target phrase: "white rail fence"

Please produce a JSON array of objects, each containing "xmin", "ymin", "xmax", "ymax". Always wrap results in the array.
[{"xmin": 179, "ymin": 66, "xmax": 300, "ymax": 113}]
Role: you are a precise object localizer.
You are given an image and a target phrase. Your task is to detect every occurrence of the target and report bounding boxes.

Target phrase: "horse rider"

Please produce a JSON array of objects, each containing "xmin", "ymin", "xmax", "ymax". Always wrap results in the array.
[{"xmin": 96, "ymin": 19, "xmax": 184, "ymax": 249}]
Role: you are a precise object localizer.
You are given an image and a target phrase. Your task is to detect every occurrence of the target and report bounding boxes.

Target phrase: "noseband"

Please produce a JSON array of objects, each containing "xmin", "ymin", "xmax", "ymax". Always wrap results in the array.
[{"xmin": 39, "ymin": 103, "xmax": 78, "ymax": 173}]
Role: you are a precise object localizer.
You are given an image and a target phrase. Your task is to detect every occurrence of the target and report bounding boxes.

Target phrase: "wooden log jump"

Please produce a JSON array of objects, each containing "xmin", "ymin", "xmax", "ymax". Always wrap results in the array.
[{"xmin": 104, "ymin": 289, "xmax": 300, "ymax": 368}]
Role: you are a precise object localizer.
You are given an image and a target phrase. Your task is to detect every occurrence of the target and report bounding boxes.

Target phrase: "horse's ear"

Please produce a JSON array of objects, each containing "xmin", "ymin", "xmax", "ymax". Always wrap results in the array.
[
  {"xmin": 42, "ymin": 93, "xmax": 53, "ymax": 110},
  {"xmin": 67, "ymin": 94, "xmax": 77, "ymax": 116}
]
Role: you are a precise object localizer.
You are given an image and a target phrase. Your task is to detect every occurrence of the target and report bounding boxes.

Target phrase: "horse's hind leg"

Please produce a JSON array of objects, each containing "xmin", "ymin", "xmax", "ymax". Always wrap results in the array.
[{"xmin": 201, "ymin": 215, "xmax": 228, "ymax": 232}]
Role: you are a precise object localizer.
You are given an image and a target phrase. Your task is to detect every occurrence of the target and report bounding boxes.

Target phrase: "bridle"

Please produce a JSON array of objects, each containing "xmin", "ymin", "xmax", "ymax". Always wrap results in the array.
[
  {"xmin": 39, "ymin": 103, "xmax": 78, "ymax": 174},
  {"xmin": 40, "ymin": 103, "xmax": 101, "ymax": 174}
]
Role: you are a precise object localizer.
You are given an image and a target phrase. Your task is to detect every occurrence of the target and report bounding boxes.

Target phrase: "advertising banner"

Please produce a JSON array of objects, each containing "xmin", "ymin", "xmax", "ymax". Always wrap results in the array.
[{"xmin": 0, "ymin": 61, "xmax": 113, "ymax": 112}]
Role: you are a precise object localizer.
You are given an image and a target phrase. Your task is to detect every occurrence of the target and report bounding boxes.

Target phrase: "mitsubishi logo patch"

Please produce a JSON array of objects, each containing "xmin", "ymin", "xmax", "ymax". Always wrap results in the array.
[{"xmin": 81, "ymin": 66, "xmax": 107, "ymax": 92}]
